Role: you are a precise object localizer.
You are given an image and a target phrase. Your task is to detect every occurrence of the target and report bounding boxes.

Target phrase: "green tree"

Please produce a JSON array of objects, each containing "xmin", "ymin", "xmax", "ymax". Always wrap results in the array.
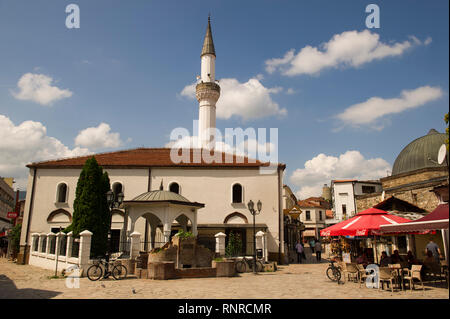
[
  {"xmin": 225, "ymin": 232, "xmax": 243, "ymax": 257},
  {"xmin": 8, "ymin": 223, "xmax": 21, "ymax": 255},
  {"xmin": 445, "ymin": 112, "xmax": 449, "ymax": 149},
  {"xmin": 65, "ymin": 157, "xmax": 110, "ymax": 257}
]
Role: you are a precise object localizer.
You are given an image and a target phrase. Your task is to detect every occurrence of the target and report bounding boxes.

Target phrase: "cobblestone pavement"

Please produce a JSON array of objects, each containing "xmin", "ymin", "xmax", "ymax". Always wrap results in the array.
[{"xmin": 0, "ymin": 258, "xmax": 448, "ymax": 299}]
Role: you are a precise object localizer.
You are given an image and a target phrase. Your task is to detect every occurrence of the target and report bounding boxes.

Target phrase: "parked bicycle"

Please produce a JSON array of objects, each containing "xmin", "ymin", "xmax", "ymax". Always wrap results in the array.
[
  {"xmin": 326, "ymin": 260, "xmax": 342, "ymax": 283},
  {"xmin": 87, "ymin": 257, "xmax": 127, "ymax": 281},
  {"xmin": 235, "ymin": 256, "xmax": 264, "ymax": 273}
]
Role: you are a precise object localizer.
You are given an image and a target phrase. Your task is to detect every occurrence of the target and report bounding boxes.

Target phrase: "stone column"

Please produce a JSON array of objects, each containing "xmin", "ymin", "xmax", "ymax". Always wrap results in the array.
[
  {"xmin": 215, "ymin": 232, "xmax": 226, "ymax": 256},
  {"xmin": 79, "ymin": 230, "xmax": 93, "ymax": 273},
  {"xmin": 66, "ymin": 231, "xmax": 73, "ymax": 258},
  {"xmin": 192, "ymin": 212, "xmax": 198, "ymax": 236},
  {"xmin": 130, "ymin": 231, "xmax": 141, "ymax": 259}
]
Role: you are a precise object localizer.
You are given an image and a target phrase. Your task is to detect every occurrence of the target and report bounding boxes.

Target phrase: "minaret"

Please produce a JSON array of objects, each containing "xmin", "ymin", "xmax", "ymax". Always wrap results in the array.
[{"xmin": 196, "ymin": 16, "xmax": 220, "ymax": 149}]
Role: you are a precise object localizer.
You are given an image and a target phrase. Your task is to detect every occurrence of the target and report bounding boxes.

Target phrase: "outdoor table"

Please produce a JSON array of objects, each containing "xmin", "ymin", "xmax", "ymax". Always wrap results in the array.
[{"xmin": 388, "ymin": 264, "xmax": 406, "ymax": 291}]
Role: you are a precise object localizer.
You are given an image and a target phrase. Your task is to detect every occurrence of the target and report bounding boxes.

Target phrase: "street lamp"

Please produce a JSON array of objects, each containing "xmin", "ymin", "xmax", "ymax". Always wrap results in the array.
[
  {"xmin": 106, "ymin": 190, "xmax": 124, "ymax": 262},
  {"xmin": 248, "ymin": 199, "xmax": 262, "ymax": 274}
]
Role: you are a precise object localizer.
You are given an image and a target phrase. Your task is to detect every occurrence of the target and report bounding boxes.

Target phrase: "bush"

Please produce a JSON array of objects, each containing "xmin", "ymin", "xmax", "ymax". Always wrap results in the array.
[{"xmin": 175, "ymin": 230, "xmax": 194, "ymax": 240}]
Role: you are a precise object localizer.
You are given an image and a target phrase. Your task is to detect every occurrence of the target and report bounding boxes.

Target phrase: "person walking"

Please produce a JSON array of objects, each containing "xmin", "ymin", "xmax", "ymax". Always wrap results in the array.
[
  {"xmin": 295, "ymin": 240, "xmax": 304, "ymax": 264},
  {"xmin": 314, "ymin": 240, "xmax": 322, "ymax": 262},
  {"xmin": 309, "ymin": 238, "xmax": 316, "ymax": 254},
  {"xmin": 425, "ymin": 238, "xmax": 442, "ymax": 263}
]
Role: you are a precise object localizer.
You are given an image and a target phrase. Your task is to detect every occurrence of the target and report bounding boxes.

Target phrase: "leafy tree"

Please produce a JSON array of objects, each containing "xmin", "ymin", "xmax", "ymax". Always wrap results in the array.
[
  {"xmin": 225, "ymin": 231, "xmax": 243, "ymax": 257},
  {"xmin": 445, "ymin": 112, "xmax": 449, "ymax": 149},
  {"xmin": 8, "ymin": 223, "xmax": 21, "ymax": 254},
  {"xmin": 64, "ymin": 157, "xmax": 110, "ymax": 257}
]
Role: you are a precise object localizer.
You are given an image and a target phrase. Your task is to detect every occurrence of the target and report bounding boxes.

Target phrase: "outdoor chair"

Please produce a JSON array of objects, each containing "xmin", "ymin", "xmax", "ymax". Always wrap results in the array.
[
  {"xmin": 345, "ymin": 263, "xmax": 359, "ymax": 283},
  {"xmin": 378, "ymin": 267, "xmax": 396, "ymax": 292},
  {"xmin": 403, "ymin": 264, "xmax": 425, "ymax": 291},
  {"xmin": 388, "ymin": 264, "xmax": 404, "ymax": 291},
  {"xmin": 356, "ymin": 264, "xmax": 368, "ymax": 288}
]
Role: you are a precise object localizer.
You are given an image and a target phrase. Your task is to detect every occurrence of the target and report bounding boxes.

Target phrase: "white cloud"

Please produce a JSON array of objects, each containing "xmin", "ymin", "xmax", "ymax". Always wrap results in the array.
[
  {"xmin": 265, "ymin": 30, "xmax": 431, "ymax": 76},
  {"xmin": 335, "ymin": 86, "xmax": 444, "ymax": 129},
  {"xmin": 180, "ymin": 77, "xmax": 287, "ymax": 121},
  {"xmin": 290, "ymin": 150, "xmax": 391, "ymax": 199},
  {"xmin": 11, "ymin": 73, "xmax": 73, "ymax": 106},
  {"xmin": 74, "ymin": 123, "xmax": 123, "ymax": 150},
  {"xmin": 0, "ymin": 114, "xmax": 91, "ymax": 189}
]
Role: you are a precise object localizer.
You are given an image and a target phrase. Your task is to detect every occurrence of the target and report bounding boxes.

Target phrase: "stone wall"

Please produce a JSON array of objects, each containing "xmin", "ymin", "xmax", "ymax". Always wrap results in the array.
[
  {"xmin": 356, "ymin": 167, "xmax": 447, "ymax": 212},
  {"xmin": 380, "ymin": 167, "xmax": 447, "ymax": 190}
]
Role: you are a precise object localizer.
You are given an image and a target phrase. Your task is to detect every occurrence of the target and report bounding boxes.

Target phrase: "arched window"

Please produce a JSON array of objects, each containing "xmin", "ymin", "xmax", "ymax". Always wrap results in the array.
[
  {"xmin": 232, "ymin": 184, "xmax": 243, "ymax": 203},
  {"xmin": 56, "ymin": 183, "xmax": 67, "ymax": 203},
  {"xmin": 112, "ymin": 182, "xmax": 123, "ymax": 198},
  {"xmin": 169, "ymin": 182, "xmax": 180, "ymax": 194}
]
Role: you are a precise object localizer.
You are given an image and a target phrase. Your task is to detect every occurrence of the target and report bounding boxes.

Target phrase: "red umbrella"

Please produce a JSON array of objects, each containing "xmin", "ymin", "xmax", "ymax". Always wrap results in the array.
[{"xmin": 320, "ymin": 207, "xmax": 412, "ymax": 237}]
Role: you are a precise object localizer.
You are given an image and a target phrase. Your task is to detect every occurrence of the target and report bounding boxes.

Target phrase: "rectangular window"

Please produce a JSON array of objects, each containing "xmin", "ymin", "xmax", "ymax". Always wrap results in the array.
[
  {"xmin": 319, "ymin": 211, "xmax": 323, "ymax": 220},
  {"xmin": 342, "ymin": 204, "xmax": 347, "ymax": 216},
  {"xmin": 362, "ymin": 185, "xmax": 376, "ymax": 194},
  {"xmin": 305, "ymin": 211, "xmax": 311, "ymax": 220}
]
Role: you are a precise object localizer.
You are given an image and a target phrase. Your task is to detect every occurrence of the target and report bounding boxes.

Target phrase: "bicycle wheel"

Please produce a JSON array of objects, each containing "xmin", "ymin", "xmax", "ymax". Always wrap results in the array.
[
  {"xmin": 112, "ymin": 265, "xmax": 127, "ymax": 280},
  {"xmin": 235, "ymin": 260, "xmax": 248, "ymax": 273},
  {"xmin": 326, "ymin": 267, "xmax": 341, "ymax": 282},
  {"xmin": 255, "ymin": 261, "xmax": 264, "ymax": 273},
  {"xmin": 87, "ymin": 265, "xmax": 103, "ymax": 281}
]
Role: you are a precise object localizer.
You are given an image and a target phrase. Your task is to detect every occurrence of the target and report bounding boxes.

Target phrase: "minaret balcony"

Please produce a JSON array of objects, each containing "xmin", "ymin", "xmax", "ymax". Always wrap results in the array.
[{"xmin": 195, "ymin": 82, "xmax": 220, "ymax": 102}]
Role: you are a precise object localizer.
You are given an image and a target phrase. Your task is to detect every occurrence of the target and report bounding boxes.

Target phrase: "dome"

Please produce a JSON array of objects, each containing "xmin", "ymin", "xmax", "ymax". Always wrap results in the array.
[
  {"xmin": 131, "ymin": 190, "xmax": 191, "ymax": 203},
  {"xmin": 392, "ymin": 129, "xmax": 448, "ymax": 176}
]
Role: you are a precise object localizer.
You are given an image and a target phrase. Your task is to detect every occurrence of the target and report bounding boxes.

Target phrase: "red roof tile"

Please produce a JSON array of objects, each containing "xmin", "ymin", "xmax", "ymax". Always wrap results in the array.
[
  {"xmin": 297, "ymin": 197, "xmax": 331, "ymax": 209},
  {"xmin": 26, "ymin": 148, "xmax": 285, "ymax": 169}
]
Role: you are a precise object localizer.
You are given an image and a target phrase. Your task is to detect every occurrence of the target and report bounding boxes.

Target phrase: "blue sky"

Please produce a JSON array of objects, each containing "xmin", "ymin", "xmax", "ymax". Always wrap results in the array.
[{"xmin": 0, "ymin": 0, "xmax": 448, "ymax": 198}]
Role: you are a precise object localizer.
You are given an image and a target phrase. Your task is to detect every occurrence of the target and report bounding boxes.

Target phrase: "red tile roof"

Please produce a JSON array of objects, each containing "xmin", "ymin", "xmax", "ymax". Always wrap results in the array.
[
  {"xmin": 26, "ymin": 148, "xmax": 285, "ymax": 169},
  {"xmin": 297, "ymin": 197, "xmax": 331, "ymax": 209}
]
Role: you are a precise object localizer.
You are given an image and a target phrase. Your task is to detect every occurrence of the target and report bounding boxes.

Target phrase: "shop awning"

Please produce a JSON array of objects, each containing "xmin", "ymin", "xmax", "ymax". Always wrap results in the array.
[
  {"xmin": 303, "ymin": 229, "xmax": 316, "ymax": 237},
  {"xmin": 320, "ymin": 207, "xmax": 411, "ymax": 237},
  {"xmin": 378, "ymin": 203, "xmax": 449, "ymax": 234}
]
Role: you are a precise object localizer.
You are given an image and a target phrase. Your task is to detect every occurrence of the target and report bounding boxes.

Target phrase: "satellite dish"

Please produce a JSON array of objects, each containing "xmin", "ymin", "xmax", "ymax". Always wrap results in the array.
[{"xmin": 437, "ymin": 144, "xmax": 447, "ymax": 164}]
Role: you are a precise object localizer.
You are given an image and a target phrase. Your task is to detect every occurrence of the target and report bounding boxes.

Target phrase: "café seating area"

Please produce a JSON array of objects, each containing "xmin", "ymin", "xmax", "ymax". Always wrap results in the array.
[{"xmin": 337, "ymin": 259, "xmax": 448, "ymax": 293}]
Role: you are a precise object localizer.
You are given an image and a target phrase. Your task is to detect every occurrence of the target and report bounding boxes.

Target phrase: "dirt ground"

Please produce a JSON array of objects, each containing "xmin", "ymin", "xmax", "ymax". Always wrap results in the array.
[{"xmin": 0, "ymin": 258, "xmax": 448, "ymax": 299}]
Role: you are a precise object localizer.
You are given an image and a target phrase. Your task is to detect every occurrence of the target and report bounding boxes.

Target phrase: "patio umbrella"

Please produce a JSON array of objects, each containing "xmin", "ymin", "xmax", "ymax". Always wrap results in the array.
[
  {"xmin": 320, "ymin": 207, "xmax": 412, "ymax": 263},
  {"xmin": 320, "ymin": 207, "xmax": 411, "ymax": 237}
]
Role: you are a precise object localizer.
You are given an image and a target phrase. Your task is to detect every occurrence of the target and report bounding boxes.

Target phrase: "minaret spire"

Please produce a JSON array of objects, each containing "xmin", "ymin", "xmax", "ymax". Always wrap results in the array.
[
  {"xmin": 196, "ymin": 16, "xmax": 220, "ymax": 149},
  {"xmin": 201, "ymin": 15, "xmax": 216, "ymax": 57}
]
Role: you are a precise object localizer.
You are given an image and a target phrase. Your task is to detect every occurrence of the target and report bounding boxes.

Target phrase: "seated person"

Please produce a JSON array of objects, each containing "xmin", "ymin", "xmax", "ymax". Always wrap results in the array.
[
  {"xmin": 406, "ymin": 250, "xmax": 418, "ymax": 267},
  {"xmin": 424, "ymin": 250, "xmax": 435, "ymax": 264},
  {"xmin": 379, "ymin": 251, "xmax": 392, "ymax": 267},
  {"xmin": 356, "ymin": 253, "xmax": 369, "ymax": 267},
  {"xmin": 390, "ymin": 250, "xmax": 403, "ymax": 263}
]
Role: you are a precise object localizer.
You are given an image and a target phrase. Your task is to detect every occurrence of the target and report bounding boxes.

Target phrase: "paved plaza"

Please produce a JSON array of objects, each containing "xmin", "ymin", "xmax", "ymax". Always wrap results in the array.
[{"xmin": 0, "ymin": 258, "xmax": 448, "ymax": 299}]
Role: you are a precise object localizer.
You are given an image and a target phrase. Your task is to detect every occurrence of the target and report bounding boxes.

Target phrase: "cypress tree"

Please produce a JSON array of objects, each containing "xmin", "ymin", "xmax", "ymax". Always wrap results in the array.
[{"xmin": 65, "ymin": 156, "xmax": 111, "ymax": 257}]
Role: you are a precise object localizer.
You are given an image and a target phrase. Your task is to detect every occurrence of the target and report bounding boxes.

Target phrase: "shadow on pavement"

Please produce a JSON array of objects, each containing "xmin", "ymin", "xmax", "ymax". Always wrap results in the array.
[{"xmin": 0, "ymin": 274, "xmax": 61, "ymax": 299}]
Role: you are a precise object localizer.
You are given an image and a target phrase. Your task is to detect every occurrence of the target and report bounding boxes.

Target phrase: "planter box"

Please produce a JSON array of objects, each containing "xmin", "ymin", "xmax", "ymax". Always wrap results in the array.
[{"xmin": 212, "ymin": 260, "xmax": 236, "ymax": 277}]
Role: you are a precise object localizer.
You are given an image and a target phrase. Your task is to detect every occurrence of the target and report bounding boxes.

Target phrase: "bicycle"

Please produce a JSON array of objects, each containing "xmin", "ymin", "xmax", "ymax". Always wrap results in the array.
[
  {"xmin": 87, "ymin": 257, "xmax": 128, "ymax": 281},
  {"xmin": 326, "ymin": 260, "xmax": 342, "ymax": 283},
  {"xmin": 235, "ymin": 256, "xmax": 264, "ymax": 273}
]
